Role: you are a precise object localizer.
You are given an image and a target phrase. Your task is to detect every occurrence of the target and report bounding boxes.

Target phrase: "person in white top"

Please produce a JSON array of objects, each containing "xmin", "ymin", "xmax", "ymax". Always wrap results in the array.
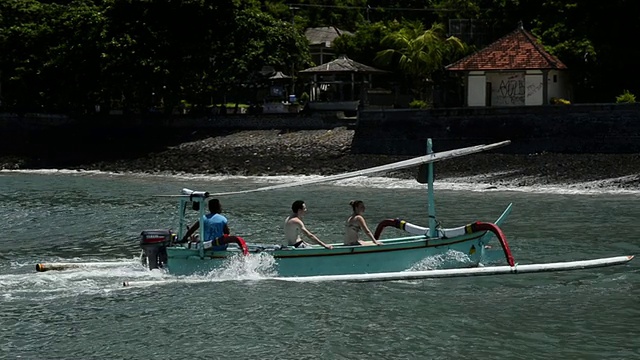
[{"xmin": 284, "ymin": 200, "xmax": 333, "ymax": 249}]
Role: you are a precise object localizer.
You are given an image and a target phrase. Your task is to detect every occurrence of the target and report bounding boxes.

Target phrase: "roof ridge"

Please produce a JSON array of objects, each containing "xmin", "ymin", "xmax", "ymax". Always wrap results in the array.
[
  {"xmin": 519, "ymin": 28, "xmax": 563, "ymax": 69},
  {"xmin": 446, "ymin": 25, "xmax": 567, "ymax": 71}
]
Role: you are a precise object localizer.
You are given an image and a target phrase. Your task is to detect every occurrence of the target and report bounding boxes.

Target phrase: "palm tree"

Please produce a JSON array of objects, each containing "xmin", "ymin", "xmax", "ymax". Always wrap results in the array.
[{"xmin": 375, "ymin": 21, "xmax": 466, "ymax": 104}]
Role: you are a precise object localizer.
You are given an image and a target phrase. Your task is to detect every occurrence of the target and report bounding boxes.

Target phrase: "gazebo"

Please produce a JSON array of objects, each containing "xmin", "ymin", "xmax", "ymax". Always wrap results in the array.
[
  {"xmin": 267, "ymin": 71, "xmax": 292, "ymax": 100},
  {"xmin": 298, "ymin": 55, "xmax": 387, "ymax": 111},
  {"xmin": 262, "ymin": 71, "xmax": 298, "ymax": 114}
]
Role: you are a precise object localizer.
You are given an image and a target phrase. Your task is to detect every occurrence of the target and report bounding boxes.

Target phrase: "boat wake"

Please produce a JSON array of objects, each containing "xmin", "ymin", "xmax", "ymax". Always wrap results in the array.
[
  {"xmin": 2, "ymin": 251, "xmax": 470, "ymax": 294},
  {"xmin": 0, "ymin": 258, "xmax": 150, "ymax": 300},
  {"xmin": 121, "ymin": 254, "xmax": 278, "ymax": 288},
  {"xmin": 122, "ymin": 251, "xmax": 478, "ymax": 288},
  {"xmin": 0, "ymin": 252, "xmax": 283, "ymax": 297}
]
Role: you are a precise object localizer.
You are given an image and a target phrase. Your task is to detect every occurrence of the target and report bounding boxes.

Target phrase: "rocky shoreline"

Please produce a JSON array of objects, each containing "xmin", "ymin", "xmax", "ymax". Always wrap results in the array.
[{"xmin": 2, "ymin": 127, "xmax": 640, "ymax": 189}]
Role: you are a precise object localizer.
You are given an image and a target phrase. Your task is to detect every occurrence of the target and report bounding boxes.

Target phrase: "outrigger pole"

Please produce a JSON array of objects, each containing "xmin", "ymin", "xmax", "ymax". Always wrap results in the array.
[
  {"xmin": 426, "ymin": 139, "xmax": 436, "ymax": 238},
  {"xmin": 204, "ymin": 140, "xmax": 511, "ymax": 197},
  {"xmin": 121, "ymin": 255, "xmax": 635, "ymax": 287},
  {"xmin": 35, "ymin": 261, "xmax": 136, "ymax": 272},
  {"xmin": 276, "ymin": 256, "xmax": 635, "ymax": 283}
]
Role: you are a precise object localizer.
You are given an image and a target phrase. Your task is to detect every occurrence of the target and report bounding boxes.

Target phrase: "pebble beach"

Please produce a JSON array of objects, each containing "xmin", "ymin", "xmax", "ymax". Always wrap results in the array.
[{"xmin": 2, "ymin": 127, "xmax": 640, "ymax": 189}]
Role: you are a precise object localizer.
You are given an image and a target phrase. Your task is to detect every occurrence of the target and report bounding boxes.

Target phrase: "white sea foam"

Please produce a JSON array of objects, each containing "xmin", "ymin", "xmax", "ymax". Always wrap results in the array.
[
  {"xmin": 0, "ymin": 260, "xmax": 156, "ymax": 299},
  {"xmin": 1, "ymin": 168, "xmax": 114, "ymax": 176},
  {"xmin": 4, "ymin": 168, "xmax": 640, "ymax": 195},
  {"xmin": 207, "ymin": 252, "xmax": 277, "ymax": 280},
  {"xmin": 406, "ymin": 250, "xmax": 475, "ymax": 271},
  {"xmin": 436, "ymin": 173, "xmax": 640, "ymax": 196}
]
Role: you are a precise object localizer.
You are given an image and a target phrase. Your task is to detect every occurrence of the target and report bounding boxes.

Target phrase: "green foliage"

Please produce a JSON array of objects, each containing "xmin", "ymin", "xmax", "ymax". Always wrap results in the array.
[
  {"xmin": 376, "ymin": 21, "xmax": 467, "ymax": 76},
  {"xmin": 492, "ymin": 0, "xmax": 640, "ymax": 102},
  {"xmin": 262, "ymin": 1, "xmax": 292, "ymax": 21},
  {"xmin": 0, "ymin": 0, "xmax": 309, "ymax": 112},
  {"xmin": 294, "ymin": 0, "xmax": 366, "ymax": 30},
  {"xmin": 332, "ymin": 21, "xmax": 403, "ymax": 68},
  {"xmin": 615, "ymin": 90, "xmax": 636, "ymax": 104},
  {"xmin": 409, "ymin": 99, "xmax": 429, "ymax": 109},
  {"xmin": 375, "ymin": 21, "xmax": 466, "ymax": 100},
  {"xmin": 1, "ymin": 0, "xmax": 639, "ymax": 111},
  {"xmin": 300, "ymin": 91, "xmax": 310, "ymax": 104}
]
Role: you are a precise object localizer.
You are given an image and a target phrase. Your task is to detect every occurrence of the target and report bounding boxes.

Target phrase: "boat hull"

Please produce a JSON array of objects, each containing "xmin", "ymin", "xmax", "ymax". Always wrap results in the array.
[{"xmin": 165, "ymin": 232, "xmax": 490, "ymax": 277}]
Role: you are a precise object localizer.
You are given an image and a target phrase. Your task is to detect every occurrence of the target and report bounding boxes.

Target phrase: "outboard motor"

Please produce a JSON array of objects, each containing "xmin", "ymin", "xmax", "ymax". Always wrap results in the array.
[{"xmin": 140, "ymin": 229, "xmax": 175, "ymax": 270}]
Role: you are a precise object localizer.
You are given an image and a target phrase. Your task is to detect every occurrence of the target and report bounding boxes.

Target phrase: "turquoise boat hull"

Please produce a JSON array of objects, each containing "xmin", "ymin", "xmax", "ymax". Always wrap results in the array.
[
  {"xmin": 167, "ymin": 233, "xmax": 486, "ymax": 277},
  {"xmin": 165, "ymin": 204, "xmax": 512, "ymax": 277}
]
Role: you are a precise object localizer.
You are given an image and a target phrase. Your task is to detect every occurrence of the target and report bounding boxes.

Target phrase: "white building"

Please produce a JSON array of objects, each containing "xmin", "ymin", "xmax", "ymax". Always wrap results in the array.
[{"xmin": 446, "ymin": 24, "xmax": 570, "ymax": 107}]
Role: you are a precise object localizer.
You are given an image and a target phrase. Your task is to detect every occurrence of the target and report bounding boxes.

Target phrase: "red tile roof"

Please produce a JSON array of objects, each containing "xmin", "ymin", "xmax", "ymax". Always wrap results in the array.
[{"xmin": 446, "ymin": 26, "xmax": 567, "ymax": 71}]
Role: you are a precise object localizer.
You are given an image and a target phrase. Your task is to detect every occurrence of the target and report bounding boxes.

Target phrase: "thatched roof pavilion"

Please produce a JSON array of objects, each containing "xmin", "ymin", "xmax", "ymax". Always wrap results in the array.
[{"xmin": 298, "ymin": 55, "xmax": 386, "ymax": 106}]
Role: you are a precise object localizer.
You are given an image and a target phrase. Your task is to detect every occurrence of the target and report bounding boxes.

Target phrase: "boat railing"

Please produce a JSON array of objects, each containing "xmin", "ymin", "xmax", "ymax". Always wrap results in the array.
[{"xmin": 176, "ymin": 189, "xmax": 211, "ymax": 258}]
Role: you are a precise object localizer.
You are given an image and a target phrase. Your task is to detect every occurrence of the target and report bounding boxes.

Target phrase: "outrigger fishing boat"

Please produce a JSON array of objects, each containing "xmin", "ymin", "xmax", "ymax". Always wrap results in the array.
[
  {"xmin": 135, "ymin": 139, "xmax": 519, "ymax": 277},
  {"xmin": 33, "ymin": 139, "xmax": 635, "ymax": 280}
]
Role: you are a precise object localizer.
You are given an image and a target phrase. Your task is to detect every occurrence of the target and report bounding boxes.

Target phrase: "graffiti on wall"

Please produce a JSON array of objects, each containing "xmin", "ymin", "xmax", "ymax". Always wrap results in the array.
[
  {"xmin": 494, "ymin": 73, "xmax": 525, "ymax": 106},
  {"xmin": 526, "ymin": 82, "xmax": 543, "ymax": 98}
]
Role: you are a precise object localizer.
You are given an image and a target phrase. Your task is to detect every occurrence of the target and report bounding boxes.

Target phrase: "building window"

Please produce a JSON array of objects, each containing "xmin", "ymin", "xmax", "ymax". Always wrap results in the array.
[{"xmin": 553, "ymin": 74, "xmax": 558, "ymax": 83}]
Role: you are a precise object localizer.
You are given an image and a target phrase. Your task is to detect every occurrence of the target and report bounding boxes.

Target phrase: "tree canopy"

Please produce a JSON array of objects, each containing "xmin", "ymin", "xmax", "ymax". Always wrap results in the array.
[
  {"xmin": 375, "ymin": 21, "xmax": 466, "ymax": 100},
  {"xmin": 0, "ymin": 0, "xmax": 637, "ymax": 112}
]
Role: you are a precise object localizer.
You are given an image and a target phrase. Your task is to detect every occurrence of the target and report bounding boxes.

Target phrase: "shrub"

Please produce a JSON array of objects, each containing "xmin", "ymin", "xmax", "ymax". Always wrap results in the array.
[
  {"xmin": 300, "ymin": 92, "xmax": 310, "ymax": 104},
  {"xmin": 616, "ymin": 90, "xmax": 636, "ymax": 103},
  {"xmin": 409, "ymin": 100, "xmax": 428, "ymax": 109},
  {"xmin": 550, "ymin": 97, "xmax": 571, "ymax": 105}
]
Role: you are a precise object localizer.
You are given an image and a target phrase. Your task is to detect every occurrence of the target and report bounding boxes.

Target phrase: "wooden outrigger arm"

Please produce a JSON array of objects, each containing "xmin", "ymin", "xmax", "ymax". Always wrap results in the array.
[{"xmin": 204, "ymin": 140, "xmax": 511, "ymax": 197}]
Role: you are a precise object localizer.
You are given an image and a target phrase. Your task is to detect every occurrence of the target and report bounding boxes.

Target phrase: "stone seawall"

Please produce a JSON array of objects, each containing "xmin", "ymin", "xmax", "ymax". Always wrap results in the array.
[
  {"xmin": 0, "ymin": 112, "xmax": 355, "ymax": 165},
  {"xmin": 2, "ymin": 103, "xmax": 639, "ymax": 156},
  {"xmin": 352, "ymin": 103, "xmax": 640, "ymax": 155}
]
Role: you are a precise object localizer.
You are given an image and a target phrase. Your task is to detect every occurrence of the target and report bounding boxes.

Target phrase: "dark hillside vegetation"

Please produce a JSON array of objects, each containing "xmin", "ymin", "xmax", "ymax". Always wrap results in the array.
[{"xmin": 0, "ymin": 0, "xmax": 637, "ymax": 113}]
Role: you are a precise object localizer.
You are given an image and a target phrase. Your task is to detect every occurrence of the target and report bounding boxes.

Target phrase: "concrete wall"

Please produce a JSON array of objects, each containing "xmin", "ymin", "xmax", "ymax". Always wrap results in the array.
[
  {"xmin": 351, "ymin": 103, "xmax": 640, "ymax": 155},
  {"xmin": 0, "ymin": 112, "xmax": 357, "ymax": 157},
  {"xmin": 548, "ymin": 70, "xmax": 571, "ymax": 101},
  {"xmin": 467, "ymin": 72, "xmax": 486, "ymax": 106},
  {"xmin": 468, "ymin": 70, "xmax": 570, "ymax": 107},
  {"xmin": 525, "ymin": 71, "xmax": 544, "ymax": 106},
  {"xmin": 158, "ymin": 113, "xmax": 351, "ymax": 130},
  {"xmin": 0, "ymin": 112, "xmax": 352, "ymax": 131},
  {"xmin": 2, "ymin": 103, "xmax": 640, "ymax": 157}
]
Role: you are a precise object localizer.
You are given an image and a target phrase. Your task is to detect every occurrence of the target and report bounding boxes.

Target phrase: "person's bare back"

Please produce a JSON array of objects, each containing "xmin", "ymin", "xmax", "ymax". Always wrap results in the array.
[{"xmin": 284, "ymin": 215, "xmax": 304, "ymax": 246}]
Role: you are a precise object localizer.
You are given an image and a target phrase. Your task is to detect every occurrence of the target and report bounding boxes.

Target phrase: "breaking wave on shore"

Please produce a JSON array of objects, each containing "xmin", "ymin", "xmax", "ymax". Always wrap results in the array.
[{"xmin": 3, "ymin": 168, "xmax": 640, "ymax": 196}]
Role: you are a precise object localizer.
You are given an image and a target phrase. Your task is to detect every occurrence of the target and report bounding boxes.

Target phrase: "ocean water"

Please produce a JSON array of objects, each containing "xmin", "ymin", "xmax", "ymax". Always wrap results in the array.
[{"xmin": 1, "ymin": 170, "xmax": 639, "ymax": 359}]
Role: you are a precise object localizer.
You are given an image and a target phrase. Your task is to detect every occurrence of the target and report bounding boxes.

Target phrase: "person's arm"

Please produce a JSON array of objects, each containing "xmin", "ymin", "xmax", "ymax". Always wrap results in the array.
[
  {"xmin": 223, "ymin": 223, "xmax": 230, "ymax": 235},
  {"xmin": 358, "ymin": 216, "xmax": 382, "ymax": 245},
  {"xmin": 181, "ymin": 221, "xmax": 200, "ymax": 242},
  {"xmin": 299, "ymin": 222, "xmax": 333, "ymax": 249}
]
